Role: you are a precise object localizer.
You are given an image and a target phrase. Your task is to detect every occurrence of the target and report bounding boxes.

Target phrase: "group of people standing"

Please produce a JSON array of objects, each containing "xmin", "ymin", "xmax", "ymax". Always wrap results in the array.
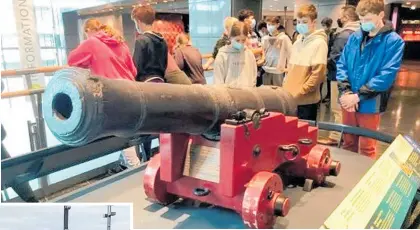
[
  {"xmin": 68, "ymin": 6, "xmax": 205, "ymax": 86},
  {"xmin": 67, "ymin": 0, "xmax": 404, "ymax": 162},
  {"xmin": 206, "ymin": 0, "xmax": 404, "ymax": 160},
  {"xmin": 67, "ymin": 5, "xmax": 207, "ymax": 167}
]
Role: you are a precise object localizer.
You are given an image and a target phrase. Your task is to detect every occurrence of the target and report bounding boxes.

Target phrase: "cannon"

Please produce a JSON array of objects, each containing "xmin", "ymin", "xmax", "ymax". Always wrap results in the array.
[{"xmin": 43, "ymin": 67, "xmax": 341, "ymax": 228}]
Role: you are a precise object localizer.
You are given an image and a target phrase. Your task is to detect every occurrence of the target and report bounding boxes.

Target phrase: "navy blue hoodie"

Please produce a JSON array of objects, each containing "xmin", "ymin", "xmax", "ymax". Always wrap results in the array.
[{"xmin": 133, "ymin": 31, "xmax": 168, "ymax": 82}]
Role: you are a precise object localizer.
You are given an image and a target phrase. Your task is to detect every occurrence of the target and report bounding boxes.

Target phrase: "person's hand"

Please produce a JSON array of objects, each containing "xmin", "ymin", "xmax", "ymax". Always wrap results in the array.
[
  {"xmin": 340, "ymin": 93, "xmax": 360, "ymax": 110},
  {"xmin": 343, "ymin": 104, "xmax": 357, "ymax": 112}
]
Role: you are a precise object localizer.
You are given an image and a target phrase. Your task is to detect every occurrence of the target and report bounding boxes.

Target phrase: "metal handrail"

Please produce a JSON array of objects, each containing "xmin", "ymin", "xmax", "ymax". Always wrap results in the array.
[
  {"xmin": 1, "ymin": 66, "xmax": 67, "ymax": 78},
  {"xmin": 1, "ymin": 88, "xmax": 45, "ymax": 99}
]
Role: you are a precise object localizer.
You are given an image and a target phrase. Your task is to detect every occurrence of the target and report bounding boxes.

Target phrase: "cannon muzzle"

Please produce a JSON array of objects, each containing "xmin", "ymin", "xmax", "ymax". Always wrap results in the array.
[{"xmin": 43, "ymin": 68, "xmax": 297, "ymax": 146}]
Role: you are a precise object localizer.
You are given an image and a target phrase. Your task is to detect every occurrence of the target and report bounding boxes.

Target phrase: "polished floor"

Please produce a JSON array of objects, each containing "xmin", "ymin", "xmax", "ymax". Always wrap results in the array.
[{"xmin": 318, "ymin": 60, "xmax": 420, "ymax": 154}]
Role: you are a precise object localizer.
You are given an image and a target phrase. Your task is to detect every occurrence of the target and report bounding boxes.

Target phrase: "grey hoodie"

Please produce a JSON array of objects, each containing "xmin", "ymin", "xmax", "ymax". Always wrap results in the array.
[{"xmin": 213, "ymin": 45, "xmax": 257, "ymax": 87}]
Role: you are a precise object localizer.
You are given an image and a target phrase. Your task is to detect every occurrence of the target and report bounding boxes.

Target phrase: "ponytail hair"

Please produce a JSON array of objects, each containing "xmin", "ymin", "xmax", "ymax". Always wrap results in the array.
[
  {"xmin": 84, "ymin": 18, "xmax": 125, "ymax": 43},
  {"xmin": 99, "ymin": 24, "xmax": 125, "ymax": 43}
]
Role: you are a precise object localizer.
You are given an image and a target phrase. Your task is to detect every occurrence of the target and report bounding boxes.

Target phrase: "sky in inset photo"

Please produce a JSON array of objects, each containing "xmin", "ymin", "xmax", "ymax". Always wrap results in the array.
[{"xmin": 0, "ymin": 204, "xmax": 131, "ymax": 230}]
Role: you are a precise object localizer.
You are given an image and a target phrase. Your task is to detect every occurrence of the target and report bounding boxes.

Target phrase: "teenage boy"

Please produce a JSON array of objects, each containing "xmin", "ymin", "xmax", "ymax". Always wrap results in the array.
[
  {"xmin": 319, "ymin": 5, "xmax": 360, "ymax": 146},
  {"xmin": 238, "ymin": 9, "xmax": 256, "ymax": 32},
  {"xmin": 337, "ymin": 0, "xmax": 404, "ymax": 159},
  {"xmin": 283, "ymin": 4, "xmax": 328, "ymax": 121},
  {"xmin": 131, "ymin": 5, "xmax": 168, "ymax": 82}
]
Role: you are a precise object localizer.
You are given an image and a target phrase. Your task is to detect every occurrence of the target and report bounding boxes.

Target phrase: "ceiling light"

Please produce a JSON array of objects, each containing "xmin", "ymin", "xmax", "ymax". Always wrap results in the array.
[
  {"xmin": 270, "ymin": 5, "xmax": 273, "ymax": 7},
  {"xmin": 109, "ymin": 9, "xmax": 113, "ymax": 11},
  {"xmin": 411, "ymin": 5, "xmax": 416, "ymax": 10},
  {"xmin": 164, "ymin": 0, "xmax": 168, "ymax": 2},
  {"xmin": 407, "ymin": 2, "xmax": 411, "ymax": 5}
]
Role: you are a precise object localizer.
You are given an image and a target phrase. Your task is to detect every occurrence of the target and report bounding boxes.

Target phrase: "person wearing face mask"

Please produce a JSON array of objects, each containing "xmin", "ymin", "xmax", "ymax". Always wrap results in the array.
[
  {"xmin": 131, "ymin": 5, "xmax": 168, "ymax": 82},
  {"xmin": 256, "ymin": 20, "xmax": 270, "ymax": 87},
  {"xmin": 238, "ymin": 9, "xmax": 258, "ymax": 45},
  {"xmin": 283, "ymin": 4, "xmax": 328, "ymax": 121},
  {"xmin": 336, "ymin": 0, "xmax": 405, "ymax": 159},
  {"xmin": 319, "ymin": 6, "xmax": 361, "ymax": 146},
  {"xmin": 238, "ymin": 9, "xmax": 263, "ymax": 58},
  {"xmin": 257, "ymin": 21, "xmax": 269, "ymax": 39},
  {"xmin": 203, "ymin": 17, "xmax": 238, "ymax": 71},
  {"xmin": 214, "ymin": 21, "xmax": 257, "ymax": 88},
  {"xmin": 320, "ymin": 17, "xmax": 335, "ymax": 104},
  {"xmin": 261, "ymin": 17, "xmax": 292, "ymax": 86}
]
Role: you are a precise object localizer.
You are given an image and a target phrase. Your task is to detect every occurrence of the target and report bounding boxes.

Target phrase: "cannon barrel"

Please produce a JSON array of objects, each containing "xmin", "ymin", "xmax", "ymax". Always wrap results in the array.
[{"xmin": 43, "ymin": 68, "xmax": 297, "ymax": 146}]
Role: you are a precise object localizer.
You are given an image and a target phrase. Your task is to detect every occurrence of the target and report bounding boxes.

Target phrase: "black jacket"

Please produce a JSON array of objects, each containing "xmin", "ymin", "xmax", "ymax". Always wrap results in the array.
[
  {"xmin": 212, "ymin": 34, "xmax": 230, "ymax": 59},
  {"xmin": 327, "ymin": 28, "xmax": 357, "ymax": 81},
  {"xmin": 133, "ymin": 32, "xmax": 168, "ymax": 82}
]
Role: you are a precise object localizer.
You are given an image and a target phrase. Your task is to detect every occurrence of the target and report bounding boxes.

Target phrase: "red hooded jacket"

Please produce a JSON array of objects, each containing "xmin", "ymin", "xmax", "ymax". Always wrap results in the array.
[{"xmin": 68, "ymin": 32, "xmax": 137, "ymax": 81}]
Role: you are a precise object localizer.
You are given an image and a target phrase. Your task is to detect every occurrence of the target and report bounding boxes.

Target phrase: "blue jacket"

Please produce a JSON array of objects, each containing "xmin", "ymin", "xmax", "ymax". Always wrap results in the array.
[{"xmin": 336, "ymin": 23, "xmax": 405, "ymax": 114}]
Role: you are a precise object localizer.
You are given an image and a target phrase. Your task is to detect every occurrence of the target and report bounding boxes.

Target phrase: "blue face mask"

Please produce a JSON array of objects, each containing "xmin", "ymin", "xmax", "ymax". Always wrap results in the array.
[
  {"xmin": 361, "ymin": 22, "xmax": 376, "ymax": 32},
  {"xmin": 232, "ymin": 40, "xmax": 244, "ymax": 50},
  {"xmin": 296, "ymin": 23, "xmax": 309, "ymax": 35},
  {"xmin": 267, "ymin": 25, "xmax": 276, "ymax": 34}
]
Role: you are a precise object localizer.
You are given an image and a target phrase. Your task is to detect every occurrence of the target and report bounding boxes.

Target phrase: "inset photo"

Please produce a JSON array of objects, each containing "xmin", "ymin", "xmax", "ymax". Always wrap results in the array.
[{"xmin": 0, "ymin": 203, "xmax": 132, "ymax": 230}]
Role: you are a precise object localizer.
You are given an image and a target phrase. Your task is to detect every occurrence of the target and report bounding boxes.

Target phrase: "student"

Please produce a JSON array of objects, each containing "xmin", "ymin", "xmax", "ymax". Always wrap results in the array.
[
  {"xmin": 203, "ymin": 17, "xmax": 238, "ymax": 71},
  {"xmin": 337, "ymin": 0, "xmax": 404, "ymax": 159},
  {"xmin": 214, "ymin": 21, "xmax": 257, "ymax": 88},
  {"xmin": 291, "ymin": 19, "xmax": 299, "ymax": 43},
  {"xmin": 131, "ymin": 5, "xmax": 168, "ymax": 82},
  {"xmin": 262, "ymin": 17, "xmax": 292, "ymax": 86},
  {"xmin": 321, "ymin": 17, "xmax": 335, "ymax": 43},
  {"xmin": 320, "ymin": 17, "xmax": 335, "ymax": 103},
  {"xmin": 174, "ymin": 33, "xmax": 206, "ymax": 84},
  {"xmin": 256, "ymin": 20, "xmax": 270, "ymax": 86},
  {"xmin": 283, "ymin": 4, "xmax": 328, "ymax": 121},
  {"xmin": 319, "ymin": 6, "xmax": 360, "ymax": 146},
  {"xmin": 165, "ymin": 51, "xmax": 192, "ymax": 85},
  {"xmin": 257, "ymin": 21, "xmax": 270, "ymax": 39},
  {"xmin": 68, "ymin": 19, "xmax": 136, "ymax": 80},
  {"xmin": 238, "ymin": 9, "xmax": 263, "ymax": 58},
  {"xmin": 238, "ymin": 9, "xmax": 257, "ymax": 46},
  {"xmin": 69, "ymin": 19, "xmax": 140, "ymax": 168}
]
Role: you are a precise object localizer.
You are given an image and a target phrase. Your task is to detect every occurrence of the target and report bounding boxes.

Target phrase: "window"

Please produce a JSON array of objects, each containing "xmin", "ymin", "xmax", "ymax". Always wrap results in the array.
[{"xmin": 39, "ymin": 34, "xmax": 56, "ymax": 47}]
